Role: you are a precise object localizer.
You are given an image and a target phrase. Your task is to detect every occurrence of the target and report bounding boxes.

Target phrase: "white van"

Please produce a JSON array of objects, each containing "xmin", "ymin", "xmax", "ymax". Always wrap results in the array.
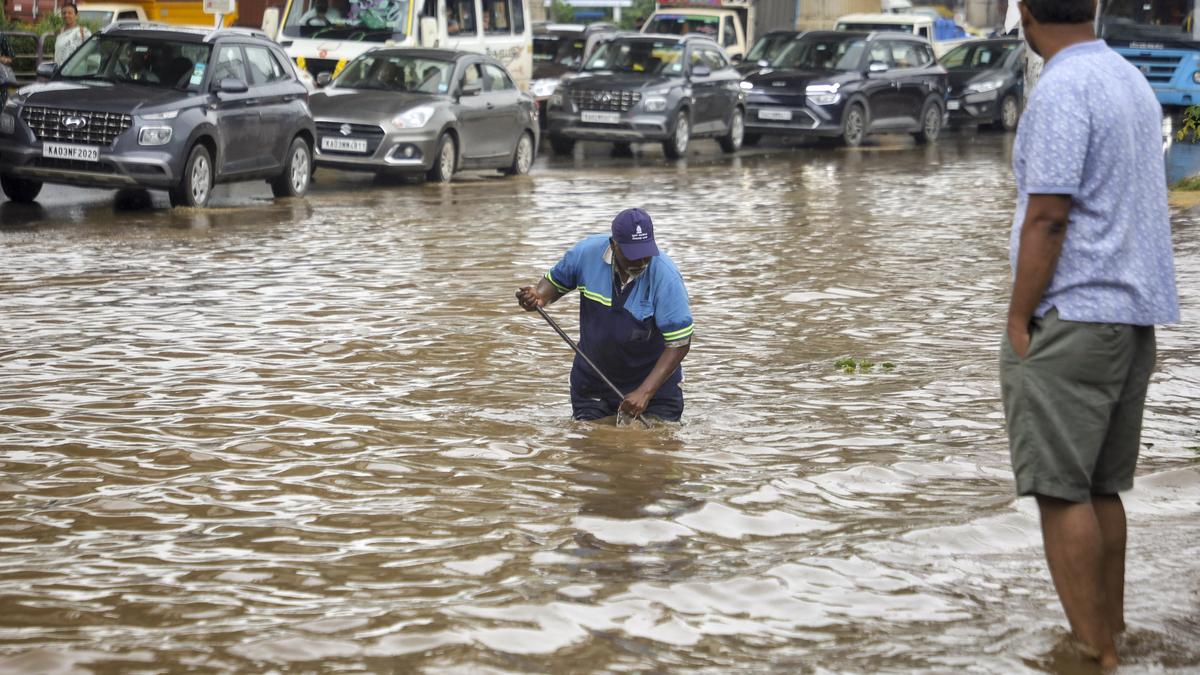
[
  {"xmin": 834, "ymin": 12, "xmax": 971, "ymax": 57},
  {"xmin": 271, "ymin": 0, "xmax": 533, "ymax": 88}
]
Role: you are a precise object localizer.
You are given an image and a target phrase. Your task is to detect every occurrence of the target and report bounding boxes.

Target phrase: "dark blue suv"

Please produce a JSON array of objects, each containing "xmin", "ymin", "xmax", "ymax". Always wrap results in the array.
[
  {"xmin": 742, "ymin": 31, "xmax": 948, "ymax": 147},
  {"xmin": 0, "ymin": 24, "xmax": 316, "ymax": 207}
]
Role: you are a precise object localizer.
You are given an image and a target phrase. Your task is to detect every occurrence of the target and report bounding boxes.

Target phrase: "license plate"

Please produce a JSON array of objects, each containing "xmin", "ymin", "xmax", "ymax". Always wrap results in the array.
[
  {"xmin": 758, "ymin": 109, "xmax": 792, "ymax": 121},
  {"xmin": 581, "ymin": 111, "xmax": 621, "ymax": 124},
  {"xmin": 947, "ymin": 100, "xmax": 961, "ymax": 111},
  {"xmin": 42, "ymin": 142, "xmax": 99, "ymax": 162},
  {"xmin": 321, "ymin": 137, "xmax": 368, "ymax": 153}
]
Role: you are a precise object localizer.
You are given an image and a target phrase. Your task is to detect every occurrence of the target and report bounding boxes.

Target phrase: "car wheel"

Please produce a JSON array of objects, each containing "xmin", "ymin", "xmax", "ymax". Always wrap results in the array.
[
  {"xmin": 502, "ymin": 131, "xmax": 534, "ymax": 176},
  {"xmin": 663, "ymin": 109, "xmax": 690, "ymax": 159},
  {"xmin": 718, "ymin": 107, "xmax": 745, "ymax": 153},
  {"xmin": 270, "ymin": 137, "xmax": 312, "ymax": 198},
  {"xmin": 0, "ymin": 174, "xmax": 43, "ymax": 203},
  {"xmin": 169, "ymin": 144, "xmax": 213, "ymax": 208},
  {"xmin": 427, "ymin": 133, "xmax": 456, "ymax": 183},
  {"xmin": 841, "ymin": 104, "xmax": 866, "ymax": 147},
  {"xmin": 914, "ymin": 100, "xmax": 943, "ymax": 145},
  {"xmin": 742, "ymin": 133, "xmax": 761, "ymax": 147},
  {"xmin": 549, "ymin": 134, "xmax": 575, "ymax": 156},
  {"xmin": 997, "ymin": 94, "xmax": 1020, "ymax": 132}
]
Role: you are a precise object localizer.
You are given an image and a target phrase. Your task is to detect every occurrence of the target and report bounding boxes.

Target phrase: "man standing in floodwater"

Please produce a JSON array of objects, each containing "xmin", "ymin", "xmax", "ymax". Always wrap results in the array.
[
  {"xmin": 516, "ymin": 208, "xmax": 693, "ymax": 422},
  {"xmin": 1000, "ymin": 0, "xmax": 1180, "ymax": 668}
]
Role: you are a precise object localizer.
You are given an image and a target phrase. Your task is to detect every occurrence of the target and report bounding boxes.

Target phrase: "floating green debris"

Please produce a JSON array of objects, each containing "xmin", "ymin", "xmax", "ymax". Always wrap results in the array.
[{"xmin": 834, "ymin": 357, "xmax": 894, "ymax": 374}]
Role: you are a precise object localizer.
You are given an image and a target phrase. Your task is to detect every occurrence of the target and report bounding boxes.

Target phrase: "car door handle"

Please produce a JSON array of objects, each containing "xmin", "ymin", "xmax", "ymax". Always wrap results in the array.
[{"xmin": 486, "ymin": 102, "xmax": 495, "ymax": 110}]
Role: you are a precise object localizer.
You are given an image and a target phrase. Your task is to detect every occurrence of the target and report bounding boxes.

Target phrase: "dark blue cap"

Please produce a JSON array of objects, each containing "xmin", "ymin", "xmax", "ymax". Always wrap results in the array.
[{"xmin": 611, "ymin": 208, "xmax": 659, "ymax": 260}]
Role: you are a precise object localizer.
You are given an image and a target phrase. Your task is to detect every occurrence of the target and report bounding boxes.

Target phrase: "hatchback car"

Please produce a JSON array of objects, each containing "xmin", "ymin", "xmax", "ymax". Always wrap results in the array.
[
  {"xmin": 0, "ymin": 24, "xmax": 315, "ymax": 207},
  {"xmin": 741, "ymin": 31, "xmax": 948, "ymax": 147},
  {"xmin": 942, "ymin": 38, "xmax": 1024, "ymax": 132},
  {"xmin": 545, "ymin": 33, "xmax": 745, "ymax": 158},
  {"xmin": 308, "ymin": 49, "xmax": 538, "ymax": 182}
]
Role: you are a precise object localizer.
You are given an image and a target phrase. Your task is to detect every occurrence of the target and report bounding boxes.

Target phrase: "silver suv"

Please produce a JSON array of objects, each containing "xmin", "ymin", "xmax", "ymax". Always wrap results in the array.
[{"xmin": 0, "ymin": 24, "xmax": 316, "ymax": 207}]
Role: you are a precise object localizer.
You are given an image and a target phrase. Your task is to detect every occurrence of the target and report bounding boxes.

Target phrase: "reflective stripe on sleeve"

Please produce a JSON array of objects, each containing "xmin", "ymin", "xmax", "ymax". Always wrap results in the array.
[{"xmin": 662, "ymin": 324, "xmax": 694, "ymax": 341}]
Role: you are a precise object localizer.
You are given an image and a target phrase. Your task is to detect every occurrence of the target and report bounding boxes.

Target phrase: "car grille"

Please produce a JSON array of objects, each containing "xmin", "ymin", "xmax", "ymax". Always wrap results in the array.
[
  {"xmin": 21, "ymin": 107, "xmax": 132, "ymax": 146},
  {"xmin": 747, "ymin": 91, "xmax": 806, "ymax": 106},
  {"xmin": 1119, "ymin": 51, "xmax": 1181, "ymax": 84},
  {"xmin": 571, "ymin": 89, "xmax": 642, "ymax": 112},
  {"xmin": 316, "ymin": 121, "xmax": 387, "ymax": 155}
]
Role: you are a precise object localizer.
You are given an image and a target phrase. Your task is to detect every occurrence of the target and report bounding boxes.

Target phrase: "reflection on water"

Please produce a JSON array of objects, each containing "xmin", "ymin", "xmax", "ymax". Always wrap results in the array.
[{"xmin": 0, "ymin": 134, "xmax": 1197, "ymax": 673}]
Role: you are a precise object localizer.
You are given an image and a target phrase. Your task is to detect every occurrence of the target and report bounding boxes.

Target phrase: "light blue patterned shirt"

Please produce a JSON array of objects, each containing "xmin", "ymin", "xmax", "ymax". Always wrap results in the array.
[{"xmin": 1011, "ymin": 40, "xmax": 1179, "ymax": 325}]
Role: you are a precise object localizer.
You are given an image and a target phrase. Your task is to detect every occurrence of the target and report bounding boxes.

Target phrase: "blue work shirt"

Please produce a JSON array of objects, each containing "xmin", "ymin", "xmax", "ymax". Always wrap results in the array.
[
  {"xmin": 546, "ymin": 234, "xmax": 694, "ymax": 394},
  {"xmin": 1011, "ymin": 40, "xmax": 1179, "ymax": 325}
]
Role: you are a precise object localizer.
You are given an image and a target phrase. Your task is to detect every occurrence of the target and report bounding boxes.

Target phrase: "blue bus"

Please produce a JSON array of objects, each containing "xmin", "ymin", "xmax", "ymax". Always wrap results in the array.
[{"xmin": 1098, "ymin": 0, "xmax": 1200, "ymax": 107}]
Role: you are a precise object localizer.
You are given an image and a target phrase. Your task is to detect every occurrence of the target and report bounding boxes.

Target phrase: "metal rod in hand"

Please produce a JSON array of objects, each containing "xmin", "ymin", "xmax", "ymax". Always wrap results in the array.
[{"xmin": 533, "ymin": 304, "xmax": 647, "ymax": 426}]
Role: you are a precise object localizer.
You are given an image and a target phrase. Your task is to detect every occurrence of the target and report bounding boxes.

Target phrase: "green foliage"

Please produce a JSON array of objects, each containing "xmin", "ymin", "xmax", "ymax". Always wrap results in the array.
[
  {"xmin": 1172, "ymin": 175, "xmax": 1200, "ymax": 191},
  {"xmin": 835, "ymin": 357, "xmax": 895, "ymax": 374},
  {"xmin": 1175, "ymin": 105, "xmax": 1200, "ymax": 144},
  {"xmin": 548, "ymin": 0, "xmax": 575, "ymax": 23},
  {"xmin": 620, "ymin": 0, "xmax": 655, "ymax": 30}
]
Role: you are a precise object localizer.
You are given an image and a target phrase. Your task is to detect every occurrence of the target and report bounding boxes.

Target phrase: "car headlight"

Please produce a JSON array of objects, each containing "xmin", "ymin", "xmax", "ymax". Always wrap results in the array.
[
  {"xmin": 392, "ymin": 106, "xmax": 434, "ymax": 129},
  {"xmin": 643, "ymin": 96, "xmax": 668, "ymax": 112},
  {"xmin": 140, "ymin": 110, "xmax": 179, "ymax": 121},
  {"xmin": 0, "ymin": 112, "xmax": 14, "ymax": 135},
  {"xmin": 138, "ymin": 126, "xmax": 173, "ymax": 146},
  {"xmin": 965, "ymin": 79, "xmax": 1004, "ymax": 95},
  {"xmin": 805, "ymin": 83, "xmax": 841, "ymax": 106},
  {"xmin": 530, "ymin": 78, "xmax": 559, "ymax": 98},
  {"xmin": 739, "ymin": 81, "xmax": 754, "ymax": 91},
  {"xmin": 1192, "ymin": 70, "xmax": 1200, "ymax": 84}
]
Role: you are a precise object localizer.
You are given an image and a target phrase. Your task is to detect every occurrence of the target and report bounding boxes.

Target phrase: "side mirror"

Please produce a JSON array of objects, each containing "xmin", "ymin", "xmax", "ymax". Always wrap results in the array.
[
  {"xmin": 419, "ymin": 16, "xmax": 439, "ymax": 48},
  {"xmin": 691, "ymin": 64, "xmax": 711, "ymax": 78},
  {"xmin": 261, "ymin": 7, "xmax": 280, "ymax": 37},
  {"xmin": 460, "ymin": 80, "xmax": 482, "ymax": 96},
  {"xmin": 36, "ymin": 62, "xmax": 57, "ymax": 79},
  {"xmin": 731, "ymin": 53, "xmax": 744, "ymax": 64},
  {"xmin": 316, "ymin": 72, "xmax": 332, "ymax": 87},
  {"xmin": 868, "ymin": 61, "xmax": 889, "ymax": 73},
  {"xmin": 215, "ymin": 77, "xmax": 249, "ymax": 94}
]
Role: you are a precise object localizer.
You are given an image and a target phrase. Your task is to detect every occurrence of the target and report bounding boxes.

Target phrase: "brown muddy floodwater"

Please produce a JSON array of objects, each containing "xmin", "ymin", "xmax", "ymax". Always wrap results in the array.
[{"xmin": 1, "ymin": 135, "xmax": 1198, "ymax": 674}]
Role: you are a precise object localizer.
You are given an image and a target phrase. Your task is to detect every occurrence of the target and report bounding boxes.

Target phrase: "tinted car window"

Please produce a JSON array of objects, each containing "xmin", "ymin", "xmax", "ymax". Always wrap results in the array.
[
  {"xmin": 336, "ymin": 53, "xmax": 454, "ymax": 93},
  {"xmin": 940, "ymin": 42, "xmax": 1019, "ymax": 70},
  {"xmin": 58, "ymin": 36, "xmax": 212, "ymax": 91},
  {"xmin": 723, "ymin": 16, "xmax": 737, "ymax": 48},
  {"xmin": 746, "ymin": 33, "xmax": 793, "ymax": 63},
  {"xmin": 701, "ymin": 47, "xmax": 728, "ymax": 70},
  {"xmin": 773, "ymin": 37, "xmax": 866, "ymax": 71},
  {"xmin": 246, "ymin": 45, "xmax": 289, "ymax": 85},
  {"xmin": 890, "ymin": 42, "xmax": 923, "ymax": 68},
  {"xmin": 868, "ymin": 41, "xmax": 894, "ymax": 67},
  {"xmin": 584, "ymin": 38, "xmax": 684, "ymax": 75},
  {"xmin": 212, "ymin": 45, "xmax": 247, "ymax": 82}
]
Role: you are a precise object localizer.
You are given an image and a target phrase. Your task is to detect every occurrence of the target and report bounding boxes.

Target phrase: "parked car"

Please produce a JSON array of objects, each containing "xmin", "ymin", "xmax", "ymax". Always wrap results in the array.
[
  {"xmin": 545, "ymin": 34, "xmax": 745, "ymax": 158},
  {"xmin": 741, "ymin": 31, "xmax": 948, "ymax": 147},
  {"xmin": 737, "ymin": 30, "xmax": 801, "ymax": 76},
  {"xmin": 531, "ymin": 23, "xmax": 621, "ymax": 123},
  {"xmin": 308, "ymin": 48, "xmax": 538, "ymax": 182},
  {"xmin": 942, "ymin": 38, "xmax": 1024, "ymax": 132},
  {"xmin": 0, "ymin": 23, "xmax": 315, "ymax": 207}
]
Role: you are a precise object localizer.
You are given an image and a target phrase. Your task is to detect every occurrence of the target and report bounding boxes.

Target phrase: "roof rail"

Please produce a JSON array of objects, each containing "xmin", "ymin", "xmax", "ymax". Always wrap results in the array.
[
  {"xmin": 204, "ymin": 26, "xmax": 272, "ymax": 42},
  {"xmin": 100, "ymin": 20, "xmax": 182, "ymax": 34}
]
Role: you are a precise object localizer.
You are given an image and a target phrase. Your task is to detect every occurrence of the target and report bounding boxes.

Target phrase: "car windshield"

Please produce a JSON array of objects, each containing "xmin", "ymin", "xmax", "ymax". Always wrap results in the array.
[
  {"xmin": 940, "ymin": 42, "xmax": 1017, "ymax": 70},
  {"xmin": 642, "ymin": 13, "xmax": 719, "ymax": 39},
  {"xmin": 334, "ymin": 53, "xmax": 454, "ymax": 93},
  {"xmin": 1099, "ymin": 0, "xmax": 1200, "ymax": 43},
  {"xmin": 583, "ymin": 38, "xmax": 684, "ymax": 75},
  {"xmin": 535, "ymin": 33, "xmax": 587, "ymax": 68},
  {"xmin": 58, "ymin": 36, "xmax": 213, "ymax": 91},
  {"xmin": 281, "ymin": 0, "xmax": 412, "ymax": 42},
  {"xmin": 771, "ymin": 37, "xmax": 866, "ymax": 71},
  {"xmin": 745, "ymin": 33, "xmax": 793, "ymax": 63},
  {"xmin": 837, "ymin": 21, "xmax": 914, "ymax": 33}
]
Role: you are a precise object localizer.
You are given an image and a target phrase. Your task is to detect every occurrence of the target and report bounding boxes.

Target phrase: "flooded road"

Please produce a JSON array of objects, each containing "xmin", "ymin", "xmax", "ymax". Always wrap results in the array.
[{"xmin": 1, "ymin": 134, "xmax": 1198, "ymax": 673}]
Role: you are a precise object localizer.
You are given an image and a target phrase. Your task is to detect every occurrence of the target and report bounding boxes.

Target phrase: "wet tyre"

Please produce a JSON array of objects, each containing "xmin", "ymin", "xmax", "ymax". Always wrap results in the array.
[
  {"xmin": 549, "ymin": 134, "xmax": 575, "ymax": 156},
  {"xmin": 718, "ymin": 107, "xmax": 745, "ymax": 154},
  {"xmin": 270, "ymin": 137, "xmax": 312, "ymax": 199},
  {"xmin": 995, "ymin": 94, "xmax": 1020, "ymax": 132},
  {"xmin": 502, "ymin": 131, "xmax": 534, "ymax": 176},
  {"xmin": 841, "ymin": 103, "xmax": 866, "ymax": 147},
  {"xmin": 1, "ymin": 174, "xmax": 43, "ymax": 203},
  {"xmin": 663, "ymin": 109, "xmax": 690, "ymax": 159},
  {"xmin": 169, "ymin": 143, "xmax": 213, "ymax": 208},
  {"xmin": 914, "ymin": 99, "xmax": 943, "ymax": 145},
  {"xmin": 742, "ymin": 132, "xmax": 762, "ymax": 147},
  {"xmin": 427, "ymin": 133, "xmax": 456, "ymax": 183}
]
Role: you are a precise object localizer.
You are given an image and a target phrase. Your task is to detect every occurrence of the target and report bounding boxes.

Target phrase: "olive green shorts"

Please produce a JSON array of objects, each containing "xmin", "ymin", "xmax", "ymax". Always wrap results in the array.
[{"xmin": 999, "ymin": 309, "xmax": 1156, "ymax": 503}]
